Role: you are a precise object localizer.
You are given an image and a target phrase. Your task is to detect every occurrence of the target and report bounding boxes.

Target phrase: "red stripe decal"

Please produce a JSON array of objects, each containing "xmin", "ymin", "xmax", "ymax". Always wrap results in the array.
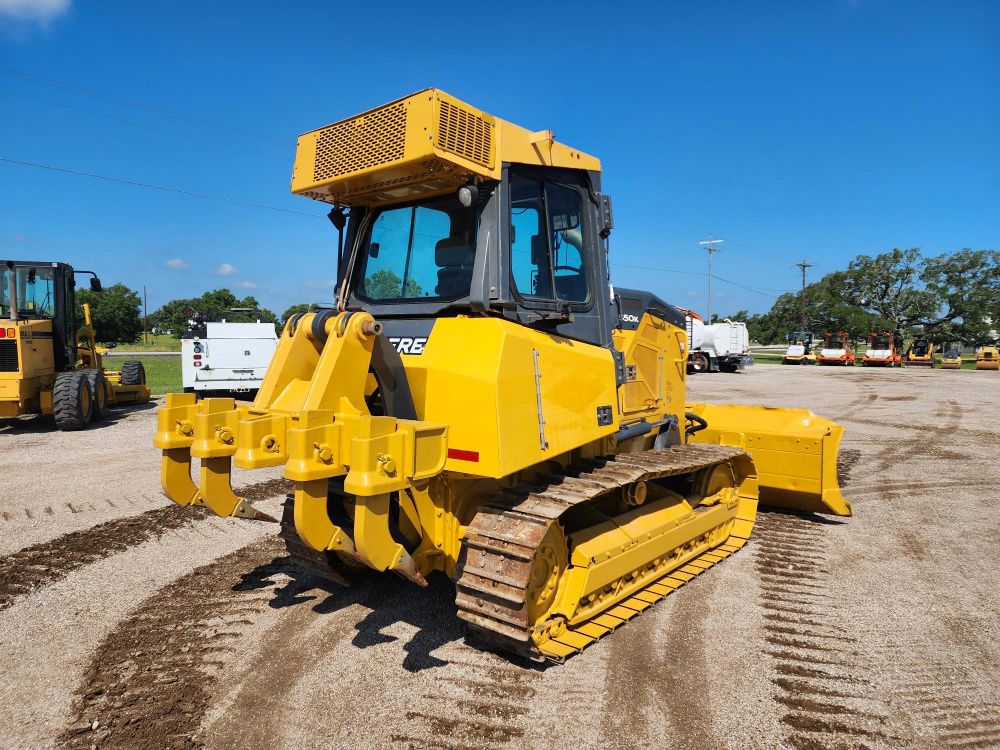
[{"xmin": 447, "ymin": 448, "xmax": 479, "ymax": 462}]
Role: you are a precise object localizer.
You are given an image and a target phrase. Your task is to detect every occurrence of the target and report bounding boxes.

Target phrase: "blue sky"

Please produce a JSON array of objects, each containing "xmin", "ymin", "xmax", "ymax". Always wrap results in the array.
[{"xmin": 1, "ymin": 0, "xmax": 996, "ymax": 319}]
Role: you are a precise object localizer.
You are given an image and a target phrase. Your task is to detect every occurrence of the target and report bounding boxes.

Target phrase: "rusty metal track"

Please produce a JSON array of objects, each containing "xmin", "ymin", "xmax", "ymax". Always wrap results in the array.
[
  {"xmin": 278, "ymin": 496, "xmax": 363, "ymax": 586},
  {"xmin": 454, "ymin": 443, "xmax": 753, "ymax": 662}
]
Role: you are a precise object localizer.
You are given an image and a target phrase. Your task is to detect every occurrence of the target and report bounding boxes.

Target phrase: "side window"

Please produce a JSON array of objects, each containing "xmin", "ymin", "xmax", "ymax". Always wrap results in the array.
[
  {"xmin": 509, "ymin": 176, "xmax": 589, "ymax": 303},
  {"xmin": 362, "ymin": 204, "xmax": 453, "ymax": 300},
  {"xmin": 510, "ymin": 177, "xmax": 550, "ymax": 298},
  {"xmin": 546, "ymin": 183, "xmax": 587, "ymax": 303}
]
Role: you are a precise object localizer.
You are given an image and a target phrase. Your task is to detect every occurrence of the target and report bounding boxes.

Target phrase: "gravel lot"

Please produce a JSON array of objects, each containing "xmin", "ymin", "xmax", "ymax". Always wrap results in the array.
[{"xmin": 0, "ymin": 366, "xmax": 997, "ymax": 750}]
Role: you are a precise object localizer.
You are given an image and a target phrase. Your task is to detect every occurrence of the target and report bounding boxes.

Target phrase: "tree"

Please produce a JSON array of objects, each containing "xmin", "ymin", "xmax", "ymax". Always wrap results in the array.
[
  {"xmin": 281, "ymin": 303, "xmax": 316, "ymax": 324},
  {"xmin": 150, "ymin": 289, "xmax": 279, "ymax": 336},
  {"xmin": 917, "ymin": 249, "xmax": 1000, "ymax": 344},
  {"xmin": 76, "ymin": 283, "xmax": 143, "ymax": 343},
  {"xmin": 840, "ymin": 248, "xmax": 935, "ymax": 333},
  {"xmin": 364, "ymin": 269, "xmax": 422, "ymax": 299}
]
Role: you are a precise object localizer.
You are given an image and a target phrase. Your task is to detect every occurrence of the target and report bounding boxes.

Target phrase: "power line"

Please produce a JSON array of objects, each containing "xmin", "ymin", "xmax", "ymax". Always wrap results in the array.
[
  {"xmin": 0, "ymin": 156, "xmax": 323, "ymax": 218},
  {"xmin": 0, "ymin": 66, "xmax": 286, "ymax": 146},
  {"xmin": 0, "ymin": 89, "xmax": 288, "ymax": 162},
  {"xmin": 613, "ymin": 262, "xmax": 788, "ymax": 298}
]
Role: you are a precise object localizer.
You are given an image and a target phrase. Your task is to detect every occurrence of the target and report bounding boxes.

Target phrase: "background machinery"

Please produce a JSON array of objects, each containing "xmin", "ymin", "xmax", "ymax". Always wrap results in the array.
[
  {"xmin": 976, "ymin": 346, "xmax": 999, "ymax": 370},
  {"xmin": 861, "ymin": 331, "xmax": 902, "ymax": 367},
  {"xmin": 905, "ymin": 339, "xmax": 935, "ymax": 367},
  {"xmin": 154, "ymin": 90, "xmax": 850, "ymax": 662},
  {"xmin": 941, "ymin": 345, "xmax": 963, "ymax": 369},
  {"xmin": 782, "ymin": 331, "xmax": 814, "ymax": 364},
  {"xmin": 2, "ymin": 260, "xmax": 149, "ymax": 430},
  {"xmin": 817, "ymin": 332, "xmax": 856, "ymax": 366}
]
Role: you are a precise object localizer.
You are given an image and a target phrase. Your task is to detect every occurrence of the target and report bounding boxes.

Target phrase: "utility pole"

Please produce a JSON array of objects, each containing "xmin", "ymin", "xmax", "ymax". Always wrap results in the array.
[
  {"xmin": 143, "ymin": 285, "xmax": 148, "ymax": 345},
  {"xmin": 794, "ymin": 261, "xmax": 815, "ymax": 330},
  {"xmin": 699, "ymin": 236, "xmax": 724, "ymax": 323}
]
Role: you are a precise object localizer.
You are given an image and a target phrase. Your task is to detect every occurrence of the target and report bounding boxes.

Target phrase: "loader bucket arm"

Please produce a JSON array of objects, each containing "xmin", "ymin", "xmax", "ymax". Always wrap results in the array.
[{"xmin": 686, "ymin": 403, "xmax": 851, "ymax": 517}]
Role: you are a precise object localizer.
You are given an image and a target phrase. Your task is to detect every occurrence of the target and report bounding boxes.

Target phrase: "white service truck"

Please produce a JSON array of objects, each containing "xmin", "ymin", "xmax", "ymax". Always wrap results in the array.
[
  {"xmin": 181, "ymin": 320, "xmax": 279, "ymax": 395},
  {"xmin": 686, "ymin": 316, "xmax": 753, "ymax": 374}
]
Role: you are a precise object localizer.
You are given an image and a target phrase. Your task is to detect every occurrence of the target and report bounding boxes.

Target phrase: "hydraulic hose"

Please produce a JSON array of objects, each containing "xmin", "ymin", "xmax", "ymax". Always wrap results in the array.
[{"xmin": 684, "ymin": 411, "xmax": 709, "ymax": 437}]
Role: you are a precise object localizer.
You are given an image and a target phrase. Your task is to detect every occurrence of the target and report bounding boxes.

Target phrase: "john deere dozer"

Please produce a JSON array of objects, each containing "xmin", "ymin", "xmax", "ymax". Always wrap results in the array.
[
  {"xmin": 2, "ymin": 261, "xmax": 149, "ymax": 429},
  {"xmin": 154, "ymin": 90, "xmax": 850, "ymax": 661}
]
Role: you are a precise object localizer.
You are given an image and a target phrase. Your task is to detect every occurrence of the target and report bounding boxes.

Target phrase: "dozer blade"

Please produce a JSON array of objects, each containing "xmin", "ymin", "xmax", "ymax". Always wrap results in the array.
[{"xmin": 687, "ymin": 402, "xmax": 851, "ymax": 517}]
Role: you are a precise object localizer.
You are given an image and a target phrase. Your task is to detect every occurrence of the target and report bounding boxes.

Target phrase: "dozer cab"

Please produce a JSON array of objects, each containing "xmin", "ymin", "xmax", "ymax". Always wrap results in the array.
[
  {"xmin": 976, "ymin": 346, "xmax": 999, "ymax": 371},
  {"xmin": 1, "ymin": 261, "xmax": 150, "ymax": 429},
  {"xmin": 861, "ymin": 331, "xmax": 902, "ymax": 367},
  {"xmin": 782, "ymin": 331, "xmax": 814, "ymax": 364},
  {"xmin": 906, "ymin": 339, "xmax": 935, "ymax": 367},
  {"xmin": 154, "ymin": 90, "xmax": 850, "ymax": 662},
  {"xmin": 817, "ymin": 332, "xmax": 856, "ymax": 366}
]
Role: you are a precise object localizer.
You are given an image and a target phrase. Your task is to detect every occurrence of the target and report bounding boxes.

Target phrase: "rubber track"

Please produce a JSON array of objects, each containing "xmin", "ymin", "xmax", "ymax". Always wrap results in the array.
[{"xmin": 454, "ymin": 443, "xmax": 753, "ymax": 662}]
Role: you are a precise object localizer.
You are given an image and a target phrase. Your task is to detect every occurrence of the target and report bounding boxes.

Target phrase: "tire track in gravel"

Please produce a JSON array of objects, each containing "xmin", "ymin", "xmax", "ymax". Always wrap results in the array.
[
  {"xmin": 58, "ymin": 536, "xmax": 306, "ymax": 750},
  {"xmin": 754, "ymin": 510, "xmax": 891, "ymax": 750},
  {"xmin": 598, "ymin": 572, "xmax": 718, "ymax": 748},
  {"xmin": 391, "ymin": 655, "xmax": 542, "ymax": 750},
  {"xmin": 0, "ymin": 477, "xmax": 290, "ymax": 611}
]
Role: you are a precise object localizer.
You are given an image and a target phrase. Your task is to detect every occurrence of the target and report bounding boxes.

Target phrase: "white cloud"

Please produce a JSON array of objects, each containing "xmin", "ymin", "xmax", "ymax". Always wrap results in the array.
[
  {"xmin": 164, "ymin": 258, "xmax": 190, "ymax": 270},
  {"xmin": 0, "ymin": 0, "xmax": 71, "ymax": 25},
  {"xmin": 686, "ymin": 290, "xmax": 699, "ymax": 298},
  {"xmin": 235, "ymin": 280, "xmax": 258, "ymax": 290},
  {"xmin": 302, "ymin": 278, "xmax": 337, "ymax": 289},
  {"xmin": 212, "ymin": 263, "xmax": 239, "ymax": 276}
]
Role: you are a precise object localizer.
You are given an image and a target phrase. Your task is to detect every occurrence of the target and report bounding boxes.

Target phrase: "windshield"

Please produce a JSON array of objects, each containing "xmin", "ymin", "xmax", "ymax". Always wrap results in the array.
[
  {"xmin": 355, "ymin": 194, "xmax": 479, "ymax": 302},
  {"xmin": 872, "ymin": 334, "xmax": 890, "ymax": 348},
  {"xmin": 0, "ymin": 264, "xmax": 57, "ymax": 318},
  {"xmin": 913, "ymin": 341, "xmax": 930, "ymax": 356}
]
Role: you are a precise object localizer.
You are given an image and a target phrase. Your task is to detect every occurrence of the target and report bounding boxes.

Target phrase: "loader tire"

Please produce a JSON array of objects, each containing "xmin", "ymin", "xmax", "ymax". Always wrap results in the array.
[
  {"xmin": 82, "ymin": 369, "xmax": 108, "ymax": 420},
  {"xmin": 53, "ymin": 371, "xmax": 94, "ymax": 431},
  {"xmin": 119, "ymin": 360, "xmax": 146, "ymax": 386}
]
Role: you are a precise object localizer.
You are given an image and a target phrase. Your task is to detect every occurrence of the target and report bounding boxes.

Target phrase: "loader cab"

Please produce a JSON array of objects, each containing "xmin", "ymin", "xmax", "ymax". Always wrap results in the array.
[
  {"xmin": 1, "ymin": 260, "xmax": 77, "ymax": 371},
  {"xmin": 340, "ymin": 165, "xmax": 620, "ymax": 351}
]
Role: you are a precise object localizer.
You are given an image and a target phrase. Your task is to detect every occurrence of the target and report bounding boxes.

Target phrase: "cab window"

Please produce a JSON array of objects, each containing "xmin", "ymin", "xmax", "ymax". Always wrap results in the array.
[{"xmin": 509, "ymin": 176, "xmax": 589, "ymax": 304}]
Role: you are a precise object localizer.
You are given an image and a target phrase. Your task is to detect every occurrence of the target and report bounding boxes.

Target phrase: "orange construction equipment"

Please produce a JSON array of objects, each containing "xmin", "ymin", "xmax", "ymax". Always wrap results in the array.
[
  {"xmin": 816, "ymin": 332, "xmax": 856, "ymax": 366},
  {"xmin": 862, "ymin": 332, "xmax": 902, "ymax": 367}
]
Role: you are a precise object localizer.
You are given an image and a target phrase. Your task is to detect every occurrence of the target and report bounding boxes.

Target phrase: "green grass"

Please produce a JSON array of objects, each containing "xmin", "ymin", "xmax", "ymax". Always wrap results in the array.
[
  {"xmin": 105, "ymin": 355, "xmax": 181, "ymax": 395},
  {"xmin": 750, "ymin": 352, "xmax": 981, "ymax": 369},
  {"xmin": 111, "ymin": 334, "xmax": 181, "ymax": 352}
]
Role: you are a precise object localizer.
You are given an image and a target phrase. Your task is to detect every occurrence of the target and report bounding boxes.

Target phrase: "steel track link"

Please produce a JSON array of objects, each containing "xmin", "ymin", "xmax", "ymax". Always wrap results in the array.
[{"xmin": 454, "ymin": 443, "xmax": 754, "ymax": 662}]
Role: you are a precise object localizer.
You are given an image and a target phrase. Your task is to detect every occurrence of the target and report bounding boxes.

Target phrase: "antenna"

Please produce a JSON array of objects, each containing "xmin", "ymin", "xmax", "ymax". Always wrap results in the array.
[
  {"xmin": 698, "ymin": 236, "xmax": 724, "ymax": 323},
  {"xmin": 793, "ymin": 260, "xmax": 816, "ymax": 330}
]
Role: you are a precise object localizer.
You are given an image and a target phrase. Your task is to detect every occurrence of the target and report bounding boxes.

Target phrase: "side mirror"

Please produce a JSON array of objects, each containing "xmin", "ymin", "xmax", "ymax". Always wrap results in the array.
[
  {"xmin": 598, "ymin": 194, "xmax": 614, "ymax": 238},
  {"xmin": 90, "ymin": 277, "xmax": 103, "ymax": 292}
]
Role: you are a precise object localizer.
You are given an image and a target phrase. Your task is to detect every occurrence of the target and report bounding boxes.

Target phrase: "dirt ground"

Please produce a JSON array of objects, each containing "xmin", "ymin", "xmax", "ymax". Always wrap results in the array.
[{"xmin": 0, "ymin": 366, "xmax": 998, "ymax": 750}]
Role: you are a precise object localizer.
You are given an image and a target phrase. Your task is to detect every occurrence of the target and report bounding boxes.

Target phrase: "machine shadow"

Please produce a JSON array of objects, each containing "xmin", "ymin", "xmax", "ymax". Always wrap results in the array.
[
  {"xmin": 756, "ymin": 506, "xmax": 848, "ymax": 526},
  {"xmin": 0, "ymin": 401, "xmax": 158, "ymax": 435},
  {"xmin": 235, "ymin": 554, "xmax": 469, "ymax": 673}
]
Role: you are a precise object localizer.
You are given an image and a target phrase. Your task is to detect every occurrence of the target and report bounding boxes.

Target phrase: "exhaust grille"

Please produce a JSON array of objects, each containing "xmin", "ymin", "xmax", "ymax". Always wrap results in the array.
[
  {"xmin": 312, "ymin": 102, "xmax": 408, "ymax": 182},
  {"xmin": 0, "ymin": 340, "xmax": 17, "ymax": 372},
  {"xmin": 436, "ymin": 99, "xmax": 492, "ymax": 167}
]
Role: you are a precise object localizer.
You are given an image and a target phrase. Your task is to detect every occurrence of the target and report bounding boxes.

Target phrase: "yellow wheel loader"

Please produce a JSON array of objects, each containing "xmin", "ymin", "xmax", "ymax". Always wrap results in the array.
[
  {"xmin": 154, "ymin": 90, "xmax": 850, "ymax": 662},
  {"xmin": 1, "ymin": 261, "xmax": 150, "ymax": 429}
]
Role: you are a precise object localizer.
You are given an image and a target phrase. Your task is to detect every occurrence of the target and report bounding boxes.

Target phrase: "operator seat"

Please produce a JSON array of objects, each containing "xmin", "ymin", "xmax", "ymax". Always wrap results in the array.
[{"xmin": 435, "ymin": 234, "xmax": 475, "ymax": 298}]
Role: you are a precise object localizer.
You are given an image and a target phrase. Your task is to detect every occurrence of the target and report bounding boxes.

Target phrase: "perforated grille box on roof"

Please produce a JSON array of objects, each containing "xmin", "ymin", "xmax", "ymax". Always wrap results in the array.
[
  {"xmin": 436, "ymin": 99, "xmax": 493, "ymax": 168},
  {"xmin": 312, "ymin": 102, "xmax": 408, "ymax": 183}
]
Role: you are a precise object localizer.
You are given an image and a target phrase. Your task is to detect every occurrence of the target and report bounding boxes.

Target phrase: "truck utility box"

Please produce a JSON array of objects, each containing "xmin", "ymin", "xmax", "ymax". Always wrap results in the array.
[{"xmin": 181, "ymin": 321, "xmax": 278, "ymax": 394}]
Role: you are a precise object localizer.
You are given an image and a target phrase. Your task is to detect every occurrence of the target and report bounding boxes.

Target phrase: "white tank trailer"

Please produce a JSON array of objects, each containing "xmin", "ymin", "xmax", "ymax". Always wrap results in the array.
[{"xmin": 686, "ymin": 316, "xmax": 754, "ymax": 374}]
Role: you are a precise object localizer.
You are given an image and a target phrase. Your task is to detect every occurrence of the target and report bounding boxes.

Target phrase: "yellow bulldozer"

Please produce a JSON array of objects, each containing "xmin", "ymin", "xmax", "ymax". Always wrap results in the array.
[
  {"xmin": 154, "ymin": 90, "xmax": 850, "ymax": 662},
  {"xmin": 1, "ymin": 261, "xmax": 150, "ymax": 429}
]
